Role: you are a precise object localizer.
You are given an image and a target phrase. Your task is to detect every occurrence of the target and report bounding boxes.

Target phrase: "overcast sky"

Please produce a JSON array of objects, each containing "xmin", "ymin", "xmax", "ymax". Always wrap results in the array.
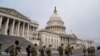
[{"xmin": 0, "ymin": 0, "xmax": 100, "ymax": 46}]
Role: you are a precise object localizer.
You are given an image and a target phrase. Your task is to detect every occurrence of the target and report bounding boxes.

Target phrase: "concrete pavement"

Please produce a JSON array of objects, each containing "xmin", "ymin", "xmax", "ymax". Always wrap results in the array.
[{"xmin": 0, "ymin": 50, "xmax": 100, "ymax": 56}]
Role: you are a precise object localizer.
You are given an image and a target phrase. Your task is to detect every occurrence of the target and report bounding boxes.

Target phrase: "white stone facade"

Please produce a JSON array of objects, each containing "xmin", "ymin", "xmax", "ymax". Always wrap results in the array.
[
  {"xmin": 39, "ymin": 30, "xmax": 61, "ymax": 49},
  {"xmin": 0, "ymin": 7, "xmax": 38, "ymax": 39},
  {"xmin": 82, "ymin": 40, "xmax": 94, "ymax": 49},
  {"xmin": 75, "ymin": 39, "xmax": 94, "ymax": 49}
]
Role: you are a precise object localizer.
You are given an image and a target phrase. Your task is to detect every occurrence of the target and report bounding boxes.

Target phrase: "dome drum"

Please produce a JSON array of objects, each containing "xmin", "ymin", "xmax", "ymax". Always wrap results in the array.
[{"xmin": 46, "ymin": 25, "xmax": 66, "ymax": 29}]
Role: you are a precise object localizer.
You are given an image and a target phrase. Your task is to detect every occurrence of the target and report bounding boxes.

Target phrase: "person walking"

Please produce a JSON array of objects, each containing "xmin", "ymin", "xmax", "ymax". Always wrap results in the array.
[
  {"xmin": 68, "ymin": 45, "xmax": 72, "ymax": 56},
  {"xmin": 0, "ymin": 43, "xmax": 2, "ymax": 55},
  {"xmin": 57, "ymin": 44, "xmax": 64, "ymax": 56},
  {"xmin": 30, "ymin": 44, "xmax": 37, "ymax": 56},
  {"xmin": 83, "ymin": 46, "xmax": 86, "ymax": 56},
  {"xmin": 87, "ymin": 47, "xmax": 91, "ymax": 56},
  {"xmin": 15, "ymin": 40, "xmax": 21, "ymax": 56},
  {"xmin": 5, "ymin": 44, "xmax": 17, "ymax": 56},
  {"xmin": 39, "ymin": 46, "xmax": 46, "ymax": 56},
  {"xmin": 5, "ymin": 40, "xmax": 21, "ymax": 56},
  {"xmin": 65, "ymin": 46, "xmax": 68, "ymax": 56},
  {"xmin": 46, "ymin": 45, "xmax": 52, "ymax": 56},
  {"xmin": 26, "ymin": 45, "xmax": 31, "ymax": 56},
  {"xmin": 90, "ymin": 46, "xmax": 95, "ymax": 56}
]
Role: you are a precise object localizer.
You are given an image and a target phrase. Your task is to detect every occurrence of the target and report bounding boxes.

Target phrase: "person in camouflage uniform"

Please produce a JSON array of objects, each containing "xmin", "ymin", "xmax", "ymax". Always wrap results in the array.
[
  {"xmin": 30, "ymin": 44, "xmax": 37, "ymax": 56},
  {"xmin": 65, "ymin": 46, "xmax": 68, "ymax": 56},
  {"xmin": 5, "ymin": 40, "xmax": 21, "ymax": 56},
  {"xmin": 8, "ymin": 44, "xmax": 18, "ymax": 56},
  {"xmin": 68, "ymin": 45, "xmax": 72, "ymax": 56},
  {"xmin": 46, "ymin": 45, "xmax": 52, "ymax": 56},
  {"xmin": 65, "ymin": 46, "xmax": 73, "ymax": 56},
  {"xmin": 57, "ymin": 44, "xmax": 64, "ymax": 56},
  {"xmin": 39, "ymin": 46, "xmax": 46, "ymax": 56},
  {"xmin": 0, "ymin": 43, "xmax": 2, "ymax": 55},
  {"xmin": 83, "ymin": 46, "xmax": 86, "ymax": 56},
  {"xmin": 87, "ymin": 47, "xmax": 91, "ymax": 56},
  {"xmin": 90, "ymin": 46, "xmax": 95, "ymax": 56}
]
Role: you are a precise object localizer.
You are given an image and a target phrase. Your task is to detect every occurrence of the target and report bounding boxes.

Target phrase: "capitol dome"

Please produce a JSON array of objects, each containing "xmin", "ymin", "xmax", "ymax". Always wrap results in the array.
[{"xmin": 45, "ymin": 7, "xmax": 66, "ymax": 34}]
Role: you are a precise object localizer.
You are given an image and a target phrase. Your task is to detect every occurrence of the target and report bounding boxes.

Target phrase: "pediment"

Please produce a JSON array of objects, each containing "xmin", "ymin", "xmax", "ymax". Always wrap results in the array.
[{"xmin": 0, "ymin": 7, "xmax": 30, "ymax": 21}]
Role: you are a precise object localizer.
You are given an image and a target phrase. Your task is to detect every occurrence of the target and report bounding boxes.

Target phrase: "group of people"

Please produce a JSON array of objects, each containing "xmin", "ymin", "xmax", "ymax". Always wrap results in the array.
[
  {"xmin": 57, "ymin": 44, "xmax": 72, "ymax": 56},
  {"xmin": 0, "ymin": 40, "xmax": 73, "ymax": 56},
  {"xmin": 26, "ymin": 44, "xmax": 52, "ymax": 56},
  {"xmin": 26, "ymin": 43, "xmax": 72, "ymax": 56},
  {"xmin": 83, "ymin": 46, "xmax": 95, "ymax": 56},
  {"xmin": 0, "ymin": 40, "xmax": 95, "ymax": 56}
]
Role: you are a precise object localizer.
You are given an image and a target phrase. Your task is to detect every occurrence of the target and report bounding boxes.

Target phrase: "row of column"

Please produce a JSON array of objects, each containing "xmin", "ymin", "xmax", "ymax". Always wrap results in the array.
[
  {"xmin": 48, "ymin": 26, "xmax": 65, "ymax": 33},
  {"xmin": 0, "ymin": 15, "xmax": 36, "ymax": 37}
]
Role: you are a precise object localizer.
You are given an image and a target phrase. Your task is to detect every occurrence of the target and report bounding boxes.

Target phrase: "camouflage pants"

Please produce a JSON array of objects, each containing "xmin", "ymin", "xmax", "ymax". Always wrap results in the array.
[
  {"xmin": 47, "ymin": 52, "xmax": 51, "ymax": 56},
  {"xmin": 40, "ymin": 52, "xmax": 45, "ymax": 56},
  {"xmin": 59, "ymin": 52, "xmax": 63, "ymax": 56},
  {"xmin": 0, "ymin": 51, "xmax": 1, "ymax": 55},
  {"xmin": 31, "ymin": 53, "xmax": 37, "ymax": 56}
]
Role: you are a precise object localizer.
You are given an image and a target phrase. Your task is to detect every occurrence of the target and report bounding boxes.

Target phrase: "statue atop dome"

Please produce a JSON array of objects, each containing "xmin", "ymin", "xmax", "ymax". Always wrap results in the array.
[{"xmin": 54, "ymin": 6, "xmax": 57, "ymax": 13}]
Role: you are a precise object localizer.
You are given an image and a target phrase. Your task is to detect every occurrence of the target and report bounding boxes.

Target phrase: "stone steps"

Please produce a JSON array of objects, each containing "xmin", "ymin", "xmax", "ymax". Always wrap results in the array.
[{"xmin": 0, "ymin": 34, "xmax": 33, "ymax": 51}]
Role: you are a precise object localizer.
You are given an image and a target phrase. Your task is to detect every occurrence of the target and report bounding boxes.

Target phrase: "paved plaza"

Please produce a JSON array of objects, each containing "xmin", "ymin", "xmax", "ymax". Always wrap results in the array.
[{"xmin": 1, "ymin": 50, "xmax": 100, "ymax": 56}]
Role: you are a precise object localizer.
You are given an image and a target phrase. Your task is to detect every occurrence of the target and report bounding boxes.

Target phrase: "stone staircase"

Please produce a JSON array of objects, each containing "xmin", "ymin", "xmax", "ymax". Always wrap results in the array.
[{"xmin": 0, "ymin": 34, "xmax": 33, "ymax": 52}]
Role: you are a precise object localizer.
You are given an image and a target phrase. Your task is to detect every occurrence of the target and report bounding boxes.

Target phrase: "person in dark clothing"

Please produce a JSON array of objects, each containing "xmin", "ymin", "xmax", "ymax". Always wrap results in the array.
[
  {"xmin": 83, "ymin": 47, "xmax": 86, "ymax": 56},
  {"xmin": 26, "ymin": 45, "xmax": 31, "ymax": 56},
  {"xmin": 0, "ymin": 43, "xmax": 2, "ymax": 55}
]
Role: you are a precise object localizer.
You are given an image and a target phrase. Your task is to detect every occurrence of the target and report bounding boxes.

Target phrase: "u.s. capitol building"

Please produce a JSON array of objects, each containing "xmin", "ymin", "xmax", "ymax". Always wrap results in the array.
[
  {"xmin": 0, "ymin": 7, "xmax": 94, "ymax": 49},
  {"xmin": 38, "ymin": 7, "xmax": 77, "ymax": 49}
]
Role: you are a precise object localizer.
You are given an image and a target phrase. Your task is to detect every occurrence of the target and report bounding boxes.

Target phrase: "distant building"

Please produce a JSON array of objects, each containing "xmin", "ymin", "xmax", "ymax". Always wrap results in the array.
[
  {"xmin": 75, "ymin": 39, "xmax": 94, "ymax": 49},
  {"xmin": 83, "ymin": 40, "xmax": 94, "ymax": 49}
]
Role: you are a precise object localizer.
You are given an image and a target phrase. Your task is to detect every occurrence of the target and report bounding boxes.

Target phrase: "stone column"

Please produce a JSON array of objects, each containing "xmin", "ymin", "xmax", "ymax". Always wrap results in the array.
[
  {"xmin": 0, "ymin": 16, "xmax": 3, "ymax": 33},
  {"xmin": 22, "ymin": 22, "xmax": 25, "ymax": 37},
  {"xmin": 10, "ymin": 20, "xmax": 15, "ymax": 35},
  {"xmin": 17, "ymin": 21, "xmax": 20, "ymax": 36},
  {"xmin": 54, "ymin": 28, "xmax": 56, "ymax": 30},
  {"xmin": 4, "ymin": 18, "xmax": 9, "ymax": 35},
  {"xmin": 32, "ymin": 26, "xmax": 34, "ymax": 33},
  {"xmin": 27, "ymin": 24, "xmax": 29, "ymax": 36}
]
